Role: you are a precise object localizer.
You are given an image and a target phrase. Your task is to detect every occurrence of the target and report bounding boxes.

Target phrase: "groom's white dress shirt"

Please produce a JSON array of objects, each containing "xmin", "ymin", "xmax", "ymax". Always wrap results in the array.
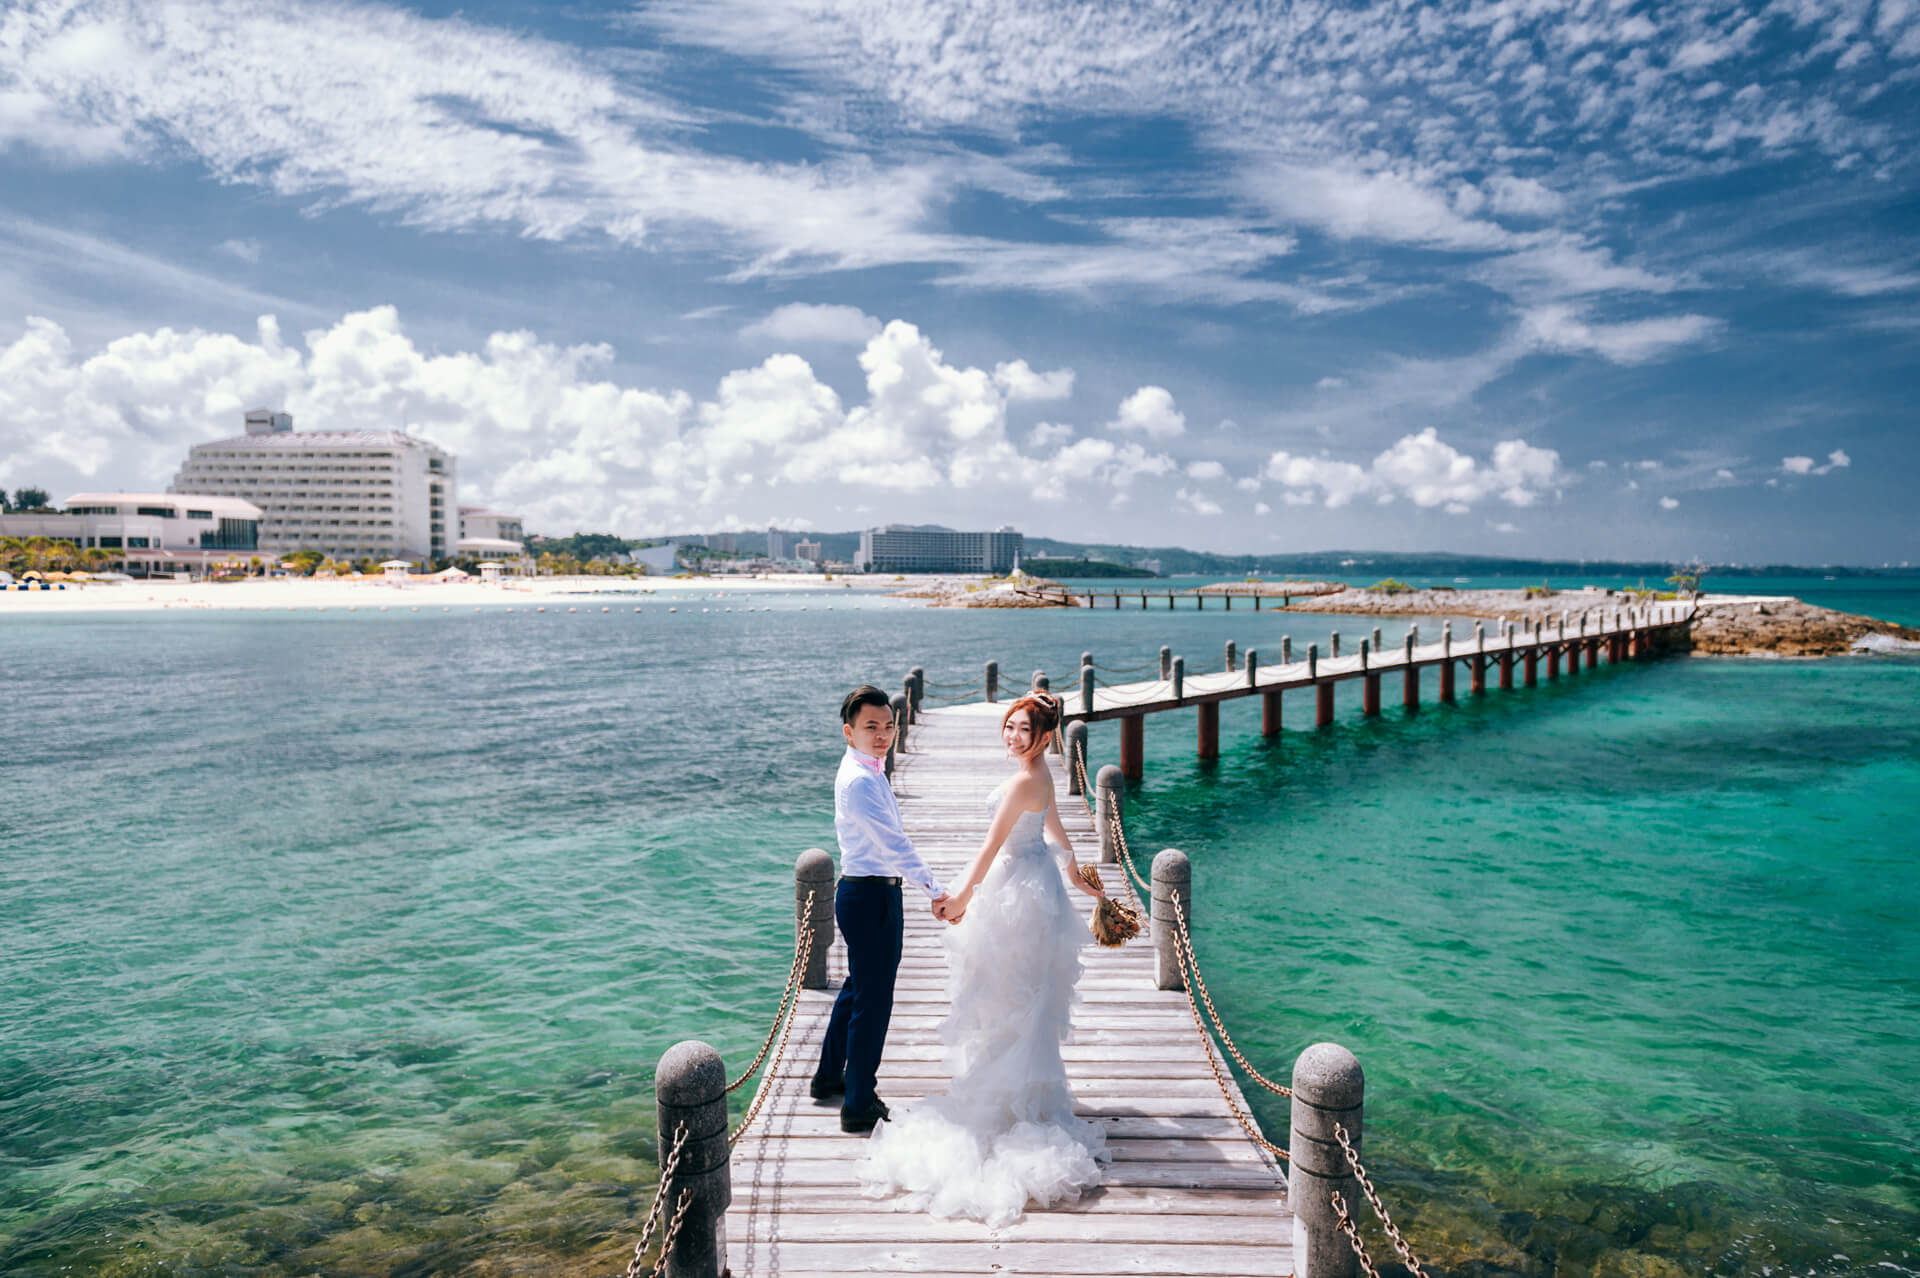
[{"xmin": 835, "ymin": 747, "xmax": 945, "ymax": 899}]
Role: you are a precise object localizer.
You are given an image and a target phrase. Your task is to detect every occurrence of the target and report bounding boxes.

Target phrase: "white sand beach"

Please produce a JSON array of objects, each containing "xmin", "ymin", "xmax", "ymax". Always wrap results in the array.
[{"xmin": 0, "ymin": 572, "xmax": 915, "ymax": 615}]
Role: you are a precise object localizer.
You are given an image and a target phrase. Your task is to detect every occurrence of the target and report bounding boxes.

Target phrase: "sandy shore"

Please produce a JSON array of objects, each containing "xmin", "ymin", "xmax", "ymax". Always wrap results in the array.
[{"xmin": 0, "ymin": 572, "xmax": 909, "ymax": 614}]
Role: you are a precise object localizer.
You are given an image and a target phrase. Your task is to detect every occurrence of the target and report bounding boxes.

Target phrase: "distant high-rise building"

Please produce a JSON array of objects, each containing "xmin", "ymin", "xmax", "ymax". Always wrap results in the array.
[
  {"xmin": 856, "ymin": 525, "xmax": 1023, "ymax": 574},
  {"xmin": 172, "ymin": 410, "xmax": 456, "ymax": 562},
  {"xmin": 794, "ymin": 539, "xmax": 822, "ymax": 563},
  {"xmin": 705, "ymin": 532, "xmax": 738, "ymax": 553},
  {"xmin": 767, "ymin": 528, "xmax": 789, "ymax": 560}
]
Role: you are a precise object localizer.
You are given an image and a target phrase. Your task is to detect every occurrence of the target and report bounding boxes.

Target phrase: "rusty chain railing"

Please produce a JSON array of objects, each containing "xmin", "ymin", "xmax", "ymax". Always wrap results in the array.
[
  {"xmin": 726, "ymin": 900, "xmax": 816, "ymax": 1145},
  {"xmin": 1333, "ymin": 1189, "xmax": 1383, "ymax": 1278},
  {"xmin": 1336, "ymin": 1121, "xmax": 1429, "ymax": 1278},
  {"xmin": 624, "ymin": 1125, "xmax": 691, "ymax": 1278}
]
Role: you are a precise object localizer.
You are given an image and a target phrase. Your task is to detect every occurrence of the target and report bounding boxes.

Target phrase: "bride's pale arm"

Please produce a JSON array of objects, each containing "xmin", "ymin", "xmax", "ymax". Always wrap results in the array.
[{"xmin": 1044, "ymin": 803, "xmax": 1103, "ymax": 897}]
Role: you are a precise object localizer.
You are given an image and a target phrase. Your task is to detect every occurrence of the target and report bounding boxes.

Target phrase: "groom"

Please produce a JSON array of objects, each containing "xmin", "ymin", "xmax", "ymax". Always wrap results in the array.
[{"xmin": 813, "ymin": 685, "xmax": 953, "ymax": 1133}]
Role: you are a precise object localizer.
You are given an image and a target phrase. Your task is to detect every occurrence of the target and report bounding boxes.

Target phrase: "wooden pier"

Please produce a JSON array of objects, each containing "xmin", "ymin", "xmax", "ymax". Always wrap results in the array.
[
  {"xmin": 1057, "ymin": 605, "xmax": 1692, "ymax": 778},
  {"xmin": 725, "ymin": 703, "xmax": 1292, "ymax": 1277}
]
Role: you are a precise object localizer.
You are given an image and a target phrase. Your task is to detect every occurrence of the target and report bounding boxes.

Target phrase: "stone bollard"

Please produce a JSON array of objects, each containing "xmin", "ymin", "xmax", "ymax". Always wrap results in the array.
[
  {"xmin": 795, "ymin": 849, "xmax": 836, "ymax": 990},
  {"xmin": 1308, "ymin": 642, "xmax": 1318, "ymax": 679},
  {"xmin": 909, "ymin": 666, "xmax": 925, "ymax": 714},
  {"xmin": 901, "ymin": 675, "xmax": 916, "ymax": 724},
  {"xmin": 1080, "ymin": 664, "xmax": 1097, "ymax": 717},
  {"xmin": 1359, "ymin": 638, "xmax": 1369, "ymax": 670},
  {"xmin": 1371, "ymin": 626, "xmax": 1383, "ymax": 653},
  {"xmin": 1225, "ymin": 640, "xmax": 1238, "ymax": 672},
  {"xmin": 1172, "ymin": 656, "xmax": 1185, "ymax": 700},
  {"xmin": 1032, "ymin": 670, "xmax": 1050, "ymax": 692},
  {"xmin": 1474, "ymin": 620, "xmax": 1485, "ymax": 652},
  {"xmin": 1331, "ymin": 631, "xmax": 1341, "ymax": 658},
  {"xmin": 1443, "ymin": 621, "xmax": 1452, "ymax": 657},
  {"xmin": 1282, "ymin": 635, "xmax": 1293, "ymax": 664},
  {"xmin": 654, "ymin": 1041, "xmax": 732, "ymax": 1278},
  {"xmin": 1409, "ymin": 624, "xmax": 1419, "ymax": 647},
  {"xmin": 1151, "ymin": 849, "xmax": 1191, "ymax": 990},
  {"xmin": 1405, "ymin": 633, "xmax": 1415, "ymax": 663},
  {"xmin": 1160, "ymin": 645, "xmax": 1172, "ymax": 679},
  {"xmin": 1290, "ymin": 1042, "xmax": 1365, "ymax": 1278},
  {"xmin": 1245, "ymin": 648, "xmax": 1258, "ymax": 687},
  {"xmin": 889, "ymin": 691, "xmax": 910, "ymax": 759},
  {"xmin": 1081, "ymin": 651, "xmax": 1094, "ymax": 672},
  {"xmin": 985, "ymin": 660, "xmax": 999, "ymax": 703},
  {"xmin": 1096, "ymin": 765, "xmax": 1124, "ymax": 865},
  {"xmin": 1066, "ymin": 720, "xmax": 1089, "ymax": 794}
]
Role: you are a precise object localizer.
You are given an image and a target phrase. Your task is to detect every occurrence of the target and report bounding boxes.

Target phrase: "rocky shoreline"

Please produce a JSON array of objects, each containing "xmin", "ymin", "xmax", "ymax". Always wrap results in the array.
[{"xmin": 1274, "ymin": 586, "xmax": 1919, "ymax": 658}]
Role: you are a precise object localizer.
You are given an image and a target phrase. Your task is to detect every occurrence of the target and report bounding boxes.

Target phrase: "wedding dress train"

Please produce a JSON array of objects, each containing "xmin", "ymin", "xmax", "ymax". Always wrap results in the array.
[{"xmin": 855, "ymin": 787, "xmax": 1108, "ymax": 1227}]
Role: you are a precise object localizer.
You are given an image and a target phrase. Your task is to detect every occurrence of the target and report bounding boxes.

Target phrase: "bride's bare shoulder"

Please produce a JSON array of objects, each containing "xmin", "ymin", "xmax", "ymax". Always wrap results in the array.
[{"xmin": 1007, "ymin": 770, "xmax": 1052, "ymax": 811}]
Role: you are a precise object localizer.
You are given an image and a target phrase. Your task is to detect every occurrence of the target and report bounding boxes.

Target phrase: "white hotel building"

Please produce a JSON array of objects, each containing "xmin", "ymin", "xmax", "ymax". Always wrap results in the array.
[{"xmin": 171, "ymin": 410, "xmax": 455, "ymax": 562}]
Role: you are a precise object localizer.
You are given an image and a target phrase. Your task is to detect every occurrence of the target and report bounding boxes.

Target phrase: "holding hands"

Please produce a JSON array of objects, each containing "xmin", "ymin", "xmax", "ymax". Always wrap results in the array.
[{"xmin": 931, "ymin": 889, "xmax": 970, "ymax": 924}]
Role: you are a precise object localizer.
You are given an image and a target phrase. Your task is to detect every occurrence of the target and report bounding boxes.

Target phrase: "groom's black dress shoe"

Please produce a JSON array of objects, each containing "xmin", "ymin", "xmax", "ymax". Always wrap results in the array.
[
  {"xmin": 839, "ymin": 1098, "xmax": 891, "ymax": 1133},
  {"xmin": 809, "ymin": 1070, "xmax": 845, "ymax": 1101}
]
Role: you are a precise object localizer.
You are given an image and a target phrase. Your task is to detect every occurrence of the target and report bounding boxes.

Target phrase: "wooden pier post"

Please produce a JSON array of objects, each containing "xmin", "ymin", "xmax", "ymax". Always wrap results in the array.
[
  {"xmin": 1197, "ymin": 701, "xmax": 1219, "ymax": 761},
  {"xmin": 1160, "ymin": 646, "xmax": 1172, "ymax": 679},
  {"xmin": 1546, "ymin": 645, "xmax": 1560, "ymax": 680},
  {"xmin": 1120, "ymin": 715, "xmax": 1144, "ymax": 781},
  {"xmin": 984, "ymin": 660, "xmax": 998, "ymax": 703},
  {"xmin": 1262, "ymin": 684, "xmax": 1282, "ymax": 736},
  {"xmin": 1151, "ymin": 849, "xmax": 1191, "ymax": 991},
  {"xmin": 1290, "ymin": 1042, "xmax": 1365, "ymax": 1278},
  {"xmin": 1524, "ymin": 648, "xmax": 1539, "ymax": 686},
  {"xmin": 654, "ymin": 1041, "xmax": 732, "ymax": 1278},
  {"xmin": 1225, "ymin": 640, "xmax": 1238, "ymax": 672},
  {"xmin": 1499, "ymin": 650, "xmax": 1515, "ymax": 690},
  {"xmin": 1065, "ymin": 720, "xmax": 1089, "ymax": 795},
  {"xmin": 1403, "ymin": 633, "xmax": 1420, "ymax": 711},
  {"xmin": 1096, "ymin": 765, "xmax": 1124, "ymax": 863},
  {"xmin": 795, "ymin": 849, "xmax": 836, "ymax": 989},
  {"xmin": 1360, "ymin": 641, "xmax": 1380, "ymax": 717},
  {"xmin": 1440, "ymin": 655, "xmax": 1456, "ymax": 703},
  {"xmin": 1312, "ymin": 645, "xmax": 1334, "ymax": 727}
]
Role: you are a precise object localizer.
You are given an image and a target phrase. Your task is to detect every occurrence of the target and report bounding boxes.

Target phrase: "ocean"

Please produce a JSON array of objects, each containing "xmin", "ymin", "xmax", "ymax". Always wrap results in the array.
[{"xmin": 2, "ymin": 582, "xmax": 1916, "ymax": 1276}]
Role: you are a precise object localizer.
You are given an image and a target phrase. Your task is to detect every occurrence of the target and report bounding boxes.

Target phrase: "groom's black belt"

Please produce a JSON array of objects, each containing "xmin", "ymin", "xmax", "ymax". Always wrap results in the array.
[{"xmin": 841, "ymin": 874, "xmax": 902, "ymax": 886}]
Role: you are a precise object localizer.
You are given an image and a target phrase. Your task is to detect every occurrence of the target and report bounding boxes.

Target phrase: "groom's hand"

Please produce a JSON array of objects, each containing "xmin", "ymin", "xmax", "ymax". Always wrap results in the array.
[{"xmin": 931, "ymin": 893, "xmax": 961, "ymax": 924}]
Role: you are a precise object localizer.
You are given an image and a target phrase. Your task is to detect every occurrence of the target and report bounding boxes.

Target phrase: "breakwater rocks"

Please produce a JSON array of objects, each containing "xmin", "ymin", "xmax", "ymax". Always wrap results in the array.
[
  {"xmin": 1278, "ymin": 587, "xmax": 1919, "ymax": 658},
  {"xmin": 888, "ymin": 576, "xmax": 1074, "ymax": 607}
]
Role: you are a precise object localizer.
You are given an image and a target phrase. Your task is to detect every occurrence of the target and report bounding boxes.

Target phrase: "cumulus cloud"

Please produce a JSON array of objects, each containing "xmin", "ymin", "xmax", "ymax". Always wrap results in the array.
[
  {"xmin": 0, "ymin": 306, "xmax": 1188, "ymax": 532},
  {"xmin": 1110, "ymin": 386, "xmax": 1186, "ymax": 438},
  {"xmin": 1264, "ymin": 429, "xmax": 1563, "ymax": 510},
  {"xmin": 992, "ymin": 359, "xmax": 1075, "ymax": 401},
  {"xmin": 1659, "ymin": 496, "xmax": 1680, "ymax": 509},
  {"xmin": 1176, "ymin": 486, "xmax": 1223, "ymax": 516},
  {"xmin": 740, "ymin": 303, "xmax": 881, "ymax": 344},
  {"xmin": 1185, "ymin": 459, "xmax": 1226, "ymax": 480},
  {"xmin": 1782, "ymin": 449, "xmax": 1851, "ymax": 475}
]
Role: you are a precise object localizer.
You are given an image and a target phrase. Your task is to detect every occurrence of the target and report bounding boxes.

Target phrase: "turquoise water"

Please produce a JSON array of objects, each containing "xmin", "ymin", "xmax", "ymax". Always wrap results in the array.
[{"xmin": 3, "ymin": 589, "xmax": 1916, "ymax": 1276}]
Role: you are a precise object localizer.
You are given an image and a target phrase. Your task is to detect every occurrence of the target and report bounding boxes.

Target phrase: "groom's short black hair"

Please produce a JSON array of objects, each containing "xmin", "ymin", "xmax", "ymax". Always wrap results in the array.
[{"xmin": 841, "ymin": 684, "xmax": 892, "ymax": 725}]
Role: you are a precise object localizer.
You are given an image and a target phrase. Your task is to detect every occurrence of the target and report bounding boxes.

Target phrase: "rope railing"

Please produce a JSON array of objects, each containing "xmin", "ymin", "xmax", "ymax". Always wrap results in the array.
[
  {"xmin": 724, "ymin": 889, "xmax": 815, "ymax": 1095},
  {"xmin": 725, "ymin": 897, "xmax": 816, "ymax": 1145},
  {"xmin": 1071, "ymin": 748, "xmax": 1435, "ymax": 1278},
  {"xmin": 624, "ymin": 1125, "xmax": 692, "ymax": 1278}
]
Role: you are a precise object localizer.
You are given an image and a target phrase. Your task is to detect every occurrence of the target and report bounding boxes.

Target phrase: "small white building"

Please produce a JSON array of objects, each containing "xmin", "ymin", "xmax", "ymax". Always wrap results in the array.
[{"xmin": 0, "ymin": 492, "xmax": 265, "ymax": 577}]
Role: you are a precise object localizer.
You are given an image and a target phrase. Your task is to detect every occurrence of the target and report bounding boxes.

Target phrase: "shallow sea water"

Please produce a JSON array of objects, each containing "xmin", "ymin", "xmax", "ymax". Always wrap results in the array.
[{"xmin": 2, "ymin": 587, "xmax": 1915, "ymax": 1276}]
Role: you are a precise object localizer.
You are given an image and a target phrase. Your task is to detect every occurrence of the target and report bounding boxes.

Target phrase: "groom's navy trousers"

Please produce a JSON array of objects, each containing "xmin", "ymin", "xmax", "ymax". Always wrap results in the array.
[{"xmin": 817, "ymin": 875, "xmax": 904, "ymax": 1114}]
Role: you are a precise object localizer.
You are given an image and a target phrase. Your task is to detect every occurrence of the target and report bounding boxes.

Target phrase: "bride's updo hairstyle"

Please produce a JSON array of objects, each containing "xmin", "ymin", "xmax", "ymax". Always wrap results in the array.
[{"xmin": 1002, "ymin": 691, "xmax": 1061, "ymax": 758}]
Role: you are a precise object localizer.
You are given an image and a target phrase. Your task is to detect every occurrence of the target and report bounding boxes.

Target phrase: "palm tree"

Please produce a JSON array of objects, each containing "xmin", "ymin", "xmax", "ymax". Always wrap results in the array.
[{"xmin": 0, "ymin": 536, "xmax": 25, "ymax": 574}]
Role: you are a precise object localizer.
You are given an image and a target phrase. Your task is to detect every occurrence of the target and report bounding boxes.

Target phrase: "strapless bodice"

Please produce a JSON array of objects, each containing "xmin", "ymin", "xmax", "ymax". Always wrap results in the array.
[{"xmin": 988, "ymin": 786, "xmax": 1050, "ymax": 859}]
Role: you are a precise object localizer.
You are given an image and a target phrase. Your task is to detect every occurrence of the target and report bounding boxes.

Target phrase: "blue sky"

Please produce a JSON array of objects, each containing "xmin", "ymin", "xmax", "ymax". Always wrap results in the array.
[{"xmin": 1, "ymin": 0, "xmax": 1915, "ymax": 563}]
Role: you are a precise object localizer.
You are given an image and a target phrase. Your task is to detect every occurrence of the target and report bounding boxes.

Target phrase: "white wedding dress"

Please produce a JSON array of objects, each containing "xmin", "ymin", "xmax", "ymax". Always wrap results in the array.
[{"xmin": 855, "ymin": 784, "xmax": 1109, "ymax": 1227}]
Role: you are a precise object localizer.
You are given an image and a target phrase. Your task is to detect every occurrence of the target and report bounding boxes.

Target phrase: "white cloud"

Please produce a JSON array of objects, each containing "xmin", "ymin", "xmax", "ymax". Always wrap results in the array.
[
  {"xmin": 1521, "ymin": 305, "xmax": 1721, "ymax": 365},
  {"xmin": 1316, "ymin": 376, "xmax": 1347, "ymax": 390},
  {"xmin": 1489, "ymin": 520, "xmax": 1520, "ymax": 534},
  {"xmin": 1234, "ymin": 475, "xmax": 1261, "ymax": 491},
  {"xmin": 1659, "ymin": 496, "xmax": 1680, "ymax": 509},
  {"xmin": 1176, "ymin": 487, "xmax": 1223, "ymax": 516},
  {"xmin": 740, "ymin": 303, "xmax": 880, "ymax": 344},
  {"xmin": 216, "ymin": 238, "xmax": 262, "ymax": 264},
  {"xmin": 1714, "ymin": 467, "xmax": 1735, "ymax": 480},
  {"xmin": 1244, "ymin": 162, "xmax": 1514, "ymax": 252},
  {"xmin": 0, "ymin": 306, "xmax": 1193, "ymax": 532},
  {"xmin": 1027, "ymin": 422, "xmax": 1074, "ymax": 449},
  {"xmin": 1253, "ymin": 501, "xmax": 1270, "ymax": 515},
  {"xmin": 1185, "ymin": 459, "xmax": 1226, "ymax": 481},
  {"xmin": 1782, "ymin": 449, "xmax": 1851, "ymax": 476},
  {"xmin": 1264, "ymin": 428, "xmax": 1564, "ymax": 510},
  {"xmin": 1109, "ymin": 386, "xmax": 1186, "ymax": 438},
  {"xmin": 992, "ymin": 359, "xmax": 1075, "ymax": 401}
]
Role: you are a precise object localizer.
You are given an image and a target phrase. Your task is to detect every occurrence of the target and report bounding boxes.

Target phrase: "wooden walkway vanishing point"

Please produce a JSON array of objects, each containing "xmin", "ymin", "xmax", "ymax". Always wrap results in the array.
[{"xmin": 727, "ymin": 702, "xmax": 1291, "ymax": 1278}]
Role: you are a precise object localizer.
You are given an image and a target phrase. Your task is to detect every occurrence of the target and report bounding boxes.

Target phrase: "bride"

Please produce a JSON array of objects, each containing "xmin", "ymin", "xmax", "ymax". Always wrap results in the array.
[{"xmin": 856, "ymin": 691, "xmax": 1111, "ymax": 1228}]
